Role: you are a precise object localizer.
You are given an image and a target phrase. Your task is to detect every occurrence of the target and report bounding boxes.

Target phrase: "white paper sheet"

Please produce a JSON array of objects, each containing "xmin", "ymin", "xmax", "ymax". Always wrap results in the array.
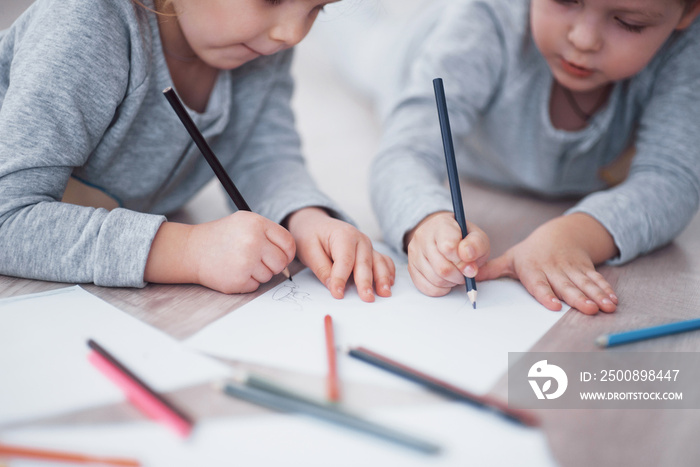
[
  {"xmin": 0, "ymin": 286, "xmax": 231, "ymax": 426},
  {"xmin": 0, "ymin": 402, "xmax": 558, "ymax": 467},
  {"xmin": 186, "ymin": 249, "xmax": 567, "ymax": 394}
]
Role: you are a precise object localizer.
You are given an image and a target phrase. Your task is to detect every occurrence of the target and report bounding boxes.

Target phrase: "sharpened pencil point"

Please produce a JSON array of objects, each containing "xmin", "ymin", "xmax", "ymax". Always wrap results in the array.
[{"xmin": 467, "ymin": 290, "xmax": 477, "ymax": 310}]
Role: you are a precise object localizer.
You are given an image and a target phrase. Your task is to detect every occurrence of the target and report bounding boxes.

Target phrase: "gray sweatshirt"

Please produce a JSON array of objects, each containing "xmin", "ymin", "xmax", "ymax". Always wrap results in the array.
[
  {"xmin": 0, "ymin": 0, "xmax": 345, "ymax": 287},
  {"xmin": 370, "ymin": 0, "xmax": 700, "ymax": 265}
]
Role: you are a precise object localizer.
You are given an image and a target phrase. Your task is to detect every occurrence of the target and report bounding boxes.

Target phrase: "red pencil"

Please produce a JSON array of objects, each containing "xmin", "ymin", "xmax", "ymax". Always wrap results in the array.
[{"xmin": 324, "ymin": 315, "xmax": 341, "ymax": 402}]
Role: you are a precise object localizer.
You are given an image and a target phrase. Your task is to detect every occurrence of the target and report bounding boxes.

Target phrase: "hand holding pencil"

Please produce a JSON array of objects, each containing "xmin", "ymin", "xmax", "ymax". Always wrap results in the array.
[
  {"xmin": 162, "ymin": 87, "xmax": 394, "ymax": 301},
  {"xmin": 404, "ymin": 212, "xmax": 489, "ymax": 300},
  {"xmin": 402, "ymin": 78, "xmax": 490, "ymax": 303},
  {"xmin": 143, "ymin": 87, "xmax": 297, "ymax": 294}
]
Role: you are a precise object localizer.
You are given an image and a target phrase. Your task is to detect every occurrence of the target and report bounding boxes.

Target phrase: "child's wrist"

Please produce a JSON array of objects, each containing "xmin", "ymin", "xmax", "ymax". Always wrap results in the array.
[
  {"xmin": 144, "ymin": 222, "xmax": 198, "ymax": 285},
  {"xmin": 285, "ymin": 206, "xmax": 331, "ymax": 232}
]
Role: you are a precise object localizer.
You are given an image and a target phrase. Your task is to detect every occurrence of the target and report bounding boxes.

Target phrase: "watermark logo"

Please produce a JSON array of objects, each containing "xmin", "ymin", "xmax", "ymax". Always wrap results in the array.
[{"xmin": 528, "ymin": 360, "xmax": 568, "ymax": 400}]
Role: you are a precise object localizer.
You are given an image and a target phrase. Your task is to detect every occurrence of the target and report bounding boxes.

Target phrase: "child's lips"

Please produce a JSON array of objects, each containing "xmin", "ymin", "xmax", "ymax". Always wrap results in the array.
[
  {"xmin": 242, "ymin": 44, "xmax": 262, "ymax": 56},
  {"xmin": 560, "ymin": 58, "xmax": 594, "ymax": 78}
]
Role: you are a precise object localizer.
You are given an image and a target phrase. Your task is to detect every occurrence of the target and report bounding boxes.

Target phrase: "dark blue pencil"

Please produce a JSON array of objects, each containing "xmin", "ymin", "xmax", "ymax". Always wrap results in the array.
[
  {"xmin": 596, "ymin": 318, "xmax": 700, "ymax": 347},
  {"xmin": 433, "ymin": 78, "xmax": 477, "ymax": 308}
]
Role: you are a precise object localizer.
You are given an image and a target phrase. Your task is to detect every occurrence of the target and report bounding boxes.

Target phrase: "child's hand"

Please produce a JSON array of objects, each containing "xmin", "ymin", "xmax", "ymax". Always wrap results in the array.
[
  {"xmin": 477, "ymin": 213, "xmax": 619, "ymax": 314},
  {"xmin": 286, "ymin": 207, "xmax": 395, "ymax": 302},
  {"xmin": 404, "ymin": 211, "xmax": 490, "ymax": 297},
  {"xmin": 145, "ymin": 211, "xmax": 296, "ymax": 294}
]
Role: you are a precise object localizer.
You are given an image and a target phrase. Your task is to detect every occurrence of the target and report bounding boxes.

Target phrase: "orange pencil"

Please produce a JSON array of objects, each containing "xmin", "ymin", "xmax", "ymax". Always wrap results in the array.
[
  {"xmin": 324, "ymin": 315, "xmax": 341, "ymax": 402},
  {"xmin": 0, "ymin": 443, "xmax": 140, "ymax": 466}
]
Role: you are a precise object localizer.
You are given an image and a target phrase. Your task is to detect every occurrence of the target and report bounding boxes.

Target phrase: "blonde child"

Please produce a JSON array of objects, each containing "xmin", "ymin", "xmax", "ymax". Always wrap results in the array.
[
  {"xmin": 369, "ymin": 0, "xmax": 700, "ymax": 313},
  {"xmin": 0, "ymin": 0, "xmax": 395, "ymax": 302}
]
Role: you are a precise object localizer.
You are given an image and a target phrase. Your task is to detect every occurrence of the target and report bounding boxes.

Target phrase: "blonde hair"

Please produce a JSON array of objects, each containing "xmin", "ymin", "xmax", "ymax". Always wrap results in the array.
[{"xmin": 132, "ymin": 0, "xmax": 175, "ymax": 16}]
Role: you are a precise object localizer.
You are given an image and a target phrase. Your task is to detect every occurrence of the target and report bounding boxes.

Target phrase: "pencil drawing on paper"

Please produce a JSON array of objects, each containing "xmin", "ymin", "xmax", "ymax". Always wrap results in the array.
[{"xmin": 272, "ymin": 281, "xmax": 311, "ymax": 310}]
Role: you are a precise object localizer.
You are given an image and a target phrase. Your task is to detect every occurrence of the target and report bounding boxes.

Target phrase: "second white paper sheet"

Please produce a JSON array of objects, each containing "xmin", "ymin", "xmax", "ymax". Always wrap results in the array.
[
  {"xmin": 186, "ymin": 247, "xmax": 567, "ymax": 394},
  {"xmin": 0, "ymin": 286, "xmax": 231, "ymax": 426}
]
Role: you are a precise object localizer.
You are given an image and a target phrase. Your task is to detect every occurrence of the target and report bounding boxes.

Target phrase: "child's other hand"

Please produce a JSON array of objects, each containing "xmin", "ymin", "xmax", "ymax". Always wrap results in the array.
[
  {"xmin": 145, "ymin": 211, "xmax": 296, "ymax": 294},
  {"xmin": 477, "ymin": 213, "xmax": 619, "ymax": 314},
  {"xmin": 404, "ymin": 211, "xmax": 490, "ymax": 297},
  {"xmin": 286, "ymin": 207, "xmax": 395, "ymax": 302}
]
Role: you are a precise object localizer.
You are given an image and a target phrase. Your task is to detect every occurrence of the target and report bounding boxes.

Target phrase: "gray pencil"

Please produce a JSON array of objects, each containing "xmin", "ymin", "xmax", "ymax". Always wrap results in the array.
[{"xmin": 218, "ymin": 380, "xmax": 441, "ymax": 455}]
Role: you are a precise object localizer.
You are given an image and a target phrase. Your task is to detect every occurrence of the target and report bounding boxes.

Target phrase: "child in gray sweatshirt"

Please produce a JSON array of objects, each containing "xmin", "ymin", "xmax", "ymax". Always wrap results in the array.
[
  {"xmin": 0, "ymin": 0, "xmax": 395, "ymax": 302},
  {"xmin": 369, "ymin": 0, "xmax": 700, "ymax": 313}
]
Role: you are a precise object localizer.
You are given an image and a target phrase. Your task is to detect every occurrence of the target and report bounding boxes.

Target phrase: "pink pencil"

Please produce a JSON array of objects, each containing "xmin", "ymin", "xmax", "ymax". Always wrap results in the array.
[{"xmin": 87, "ymin": 339, "xmax": 193, "ymax": 438}]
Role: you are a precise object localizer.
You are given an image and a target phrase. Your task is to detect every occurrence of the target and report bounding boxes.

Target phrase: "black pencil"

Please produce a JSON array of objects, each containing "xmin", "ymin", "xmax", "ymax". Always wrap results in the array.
[
  {"xmin": 433, "ymin": 78, "xmax": 477, "ymax": 308},
  {"xmin": 163, "ymin": 87, "xmax": 291, "ymax": 281}
]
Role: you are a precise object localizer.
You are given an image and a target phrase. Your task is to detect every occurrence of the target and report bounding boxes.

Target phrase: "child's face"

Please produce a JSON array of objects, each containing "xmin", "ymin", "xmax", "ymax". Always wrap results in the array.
[
  {"xmin": 172, "ymin": 0, "xmax": 338, "ymax": 70},
  {"xmin": 531, "ymin": 0, "xmax": 699, "ymax": 92}
]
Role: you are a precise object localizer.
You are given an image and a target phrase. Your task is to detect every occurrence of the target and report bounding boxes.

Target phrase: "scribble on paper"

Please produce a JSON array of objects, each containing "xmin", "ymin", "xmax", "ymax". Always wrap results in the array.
[{"xmin": 272, "ymin": 281, "xmax": 311, "ymax": 310}]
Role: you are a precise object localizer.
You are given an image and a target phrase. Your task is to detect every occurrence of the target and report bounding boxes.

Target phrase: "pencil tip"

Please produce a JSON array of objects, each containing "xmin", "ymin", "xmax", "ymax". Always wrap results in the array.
[
  {"xmin": 595, "ymin": 336, "xmax": 608, "ymax": 347},
  {"xmin": 467, "ymin": 290, "xmax": 477, "ymax": 309}
]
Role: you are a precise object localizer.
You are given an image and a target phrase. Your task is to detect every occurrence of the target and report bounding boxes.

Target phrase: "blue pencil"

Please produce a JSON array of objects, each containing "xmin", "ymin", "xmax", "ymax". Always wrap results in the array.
[
  {"xmin": 596, "ymin": 318, "xmax": 700, "ymax": 347},
  {"xmin": 433, "ymin": 78, "xmax": 477, "ymax": 309}
]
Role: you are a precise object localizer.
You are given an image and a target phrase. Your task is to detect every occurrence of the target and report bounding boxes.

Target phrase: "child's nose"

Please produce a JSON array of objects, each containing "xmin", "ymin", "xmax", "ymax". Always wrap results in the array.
[
  {"xmin": 269, "ymin": 19, "xmax": 309, "ymax": 48},
  {"xmin": 567, "ymin": 15, "xmax": 603, "ymax": 53}
]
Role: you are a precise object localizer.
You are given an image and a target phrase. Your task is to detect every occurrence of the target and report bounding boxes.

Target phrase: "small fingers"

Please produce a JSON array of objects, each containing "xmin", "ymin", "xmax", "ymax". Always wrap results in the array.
[
  {"xmin": 458, "ymin": 227, "xmax": 490, "ymax": 267},
  {"xmin": 373, "ymin": 251, "xmax": 396, "ymax": 298},
  {"xmin": 434, "ymin": 225, "xmax": 463, "ymax": 265},
  {"xmin": 425, "ymin": 239, "xmax": 467, "ymax": 285},
  {"xmin": 326, "ymin": 241, "xmax": 357, "ymax": 300},
  {"xmin": 520, "ymin": 270, "xmax": 564, "ymax": 312},
  {"xmin": 351, "ymin": 241, "xmax": 375, "ymax": 303},
  {"xmin": 564, "ymin": 270, "xmax": 617, "ymax": 313},
  {"xmin": 260, "ymin": 243, "xmax": 293, "ymax": 280},
  {"xmin": 264, "ymin": 223, "xmax": 296, "ymax": 264},
  {"xmin": 302, "ymin": 240, "xmax": 335, "ymax": 294},
  {"xmin": 407, "ymin": 259, "xmax": 454, "ymax": 297},
  {"xmin": 250, "ymin": 262, "xmax": 275, "ymax": 286},
  {"xmin": 415, "ymin": 247, "xmax": 463, "ymax": 289}
]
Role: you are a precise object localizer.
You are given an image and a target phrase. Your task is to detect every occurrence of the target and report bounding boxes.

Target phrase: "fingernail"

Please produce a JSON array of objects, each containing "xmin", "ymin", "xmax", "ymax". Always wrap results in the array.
[
  {"xmin": 585, "ymin": 300, "xmax": 595, "ymax": 306},
  {"xmin": 465, "ymin": 245, "xmax": 475, "ymax": 260},
  {"xmin": 382, "ymin": 284, "xmax": 391, "ymax": 292},
  {"xmin": 602, "ymin": 298, "xmax": 613, "ymax": 306},
  {"xmin": 551, "ymin": 297, "xmax": 561, "ymax": 305},
  {"xmin": 463, "ymin": 265, "xmax": 476, "ymax": 277},
  {"xmin": 325, "ymin": 278, "xmax": 330, "ymax": 288},
  {"xmin": 336, "ymin": 287, "xmax": 344, "ymax": 297},
  {"xmin": 366, "ymin": 288, "xmax": 374, "ymax": 297},
  {"xmin": 610, "ymin": 293, "xmax": 618, "ymax": 303}
]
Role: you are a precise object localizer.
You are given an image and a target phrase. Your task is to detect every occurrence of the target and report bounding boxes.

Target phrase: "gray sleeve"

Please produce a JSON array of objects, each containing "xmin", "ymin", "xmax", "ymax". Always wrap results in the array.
[
  {"xmin": 230, "ymin": 49, "xmax": 353, "ymax": 225},
  {"xmin": 0, "ymin": 1, "xmax": 165, "ymax": 287},
  {"xmin": 567, "ymin": 33, "xmax": 700, "ymax": 265},
  {"xmin": 370, "ymin": 1, "xmax": 506, "ymax": 252}
]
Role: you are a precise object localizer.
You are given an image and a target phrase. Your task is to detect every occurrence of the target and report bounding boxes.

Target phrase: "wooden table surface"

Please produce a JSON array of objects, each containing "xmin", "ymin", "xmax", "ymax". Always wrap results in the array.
[{"xmin": 1, "ymin": 181, "xmax": 699, "ymax": 467}]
